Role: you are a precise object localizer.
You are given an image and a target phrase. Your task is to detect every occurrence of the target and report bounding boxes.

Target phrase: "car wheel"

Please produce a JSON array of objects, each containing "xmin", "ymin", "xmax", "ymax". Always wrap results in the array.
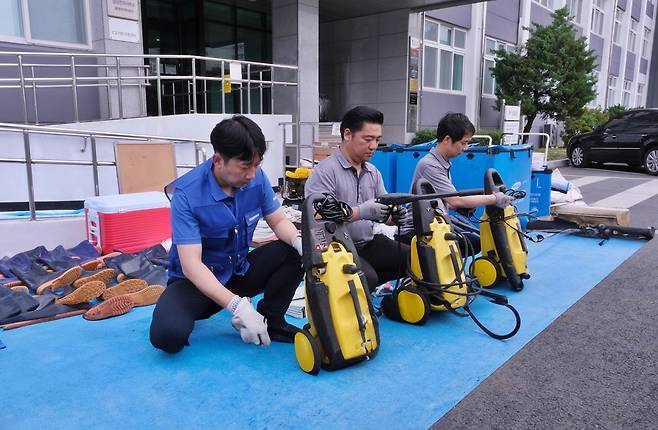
[
  {"xmin": 643, "ymin": 148, "xmax": 658, "ymax": 175},
  {"xmin": 570, "ymin": 144, "xmax": 589, "ymax": 168}
]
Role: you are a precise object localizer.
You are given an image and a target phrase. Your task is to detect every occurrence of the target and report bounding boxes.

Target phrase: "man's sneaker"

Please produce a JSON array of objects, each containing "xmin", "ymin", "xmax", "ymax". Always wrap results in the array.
[
  {"xmin": 267, "ymin": 322, "xmax": 302, "ymax": 344},
  {"xmin": 125, "ymin": 285, "xmax": 165, "ymax": 307},
  {"xmin": 56, "ymin": 280, "xmax": 106, "ymax": 305},
  {"xmin": 72, "ymin": 268, "xmax": 116, "ymax": 288},
  {"xmin": 101, "ymin": 279, "xmax": 148, "ymax": 300},
  {"xmin": 83, "ymin": 295, "xmax": 134, "ymax": 321}
]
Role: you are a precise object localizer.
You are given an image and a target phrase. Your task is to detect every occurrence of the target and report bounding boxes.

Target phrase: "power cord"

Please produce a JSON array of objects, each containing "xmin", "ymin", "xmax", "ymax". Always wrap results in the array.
[{"xmin": 313, "ymin": 194, "xmax": 353, "ymax": 222}]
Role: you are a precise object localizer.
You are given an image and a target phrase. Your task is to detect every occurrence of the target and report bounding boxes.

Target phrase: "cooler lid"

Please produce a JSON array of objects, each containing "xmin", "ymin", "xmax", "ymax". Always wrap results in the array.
[{"xmin": 84, "ymin": 191, "xmax": 170, "ymax": 213}]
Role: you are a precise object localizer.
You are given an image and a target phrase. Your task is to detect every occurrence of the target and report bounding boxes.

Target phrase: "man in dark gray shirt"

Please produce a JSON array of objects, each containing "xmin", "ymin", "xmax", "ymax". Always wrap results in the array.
[
  {"xmin": 399, "ymin": 113, "xmax": 513, "ymax": 252},
  {"xmin": 304, "ymin": 106, "xmax": 410, "ymax": 291}
]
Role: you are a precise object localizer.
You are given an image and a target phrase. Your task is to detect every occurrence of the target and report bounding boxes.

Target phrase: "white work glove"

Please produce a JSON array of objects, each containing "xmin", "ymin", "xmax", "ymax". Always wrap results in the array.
[
  {"xmin": 493, "ymin": 192, "xmax": 515, "ymax": 209},
  {"xmin": 391, "ymin": 206, "xmax": 413, "ymax": 228},
  {"xmin": 229, "ymin": 297, "xmax": 271, "ymax": 347},
  {"xmin": 358, "ymin": 199, "xmax": 389, "ymax": 222},
  {"xmin": 291, "ymin": 235, "xmax": 303, "ymax": 256}
]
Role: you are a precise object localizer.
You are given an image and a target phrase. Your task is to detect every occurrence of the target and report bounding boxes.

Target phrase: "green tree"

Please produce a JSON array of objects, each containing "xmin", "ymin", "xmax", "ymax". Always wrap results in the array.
[
  {"xmin": 491, "ymin": 7, "xmax": 597, "ymax": 134},
  {"xmin": 560, "ymin": 107, "xmax": 608, "ymax": 144}
]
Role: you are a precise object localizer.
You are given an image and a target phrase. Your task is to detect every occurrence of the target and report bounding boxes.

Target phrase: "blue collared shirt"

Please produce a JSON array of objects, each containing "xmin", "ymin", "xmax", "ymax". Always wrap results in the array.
[{"xmin": 167, "ymin": 159, "xmax": 280, "ymax": 285}]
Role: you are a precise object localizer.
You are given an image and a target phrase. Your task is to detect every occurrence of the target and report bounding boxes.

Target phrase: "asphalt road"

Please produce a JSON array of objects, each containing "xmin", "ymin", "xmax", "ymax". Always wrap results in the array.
[{"xmin": 431, "ymin": 164, "xmax": 658, "ymax": 430}]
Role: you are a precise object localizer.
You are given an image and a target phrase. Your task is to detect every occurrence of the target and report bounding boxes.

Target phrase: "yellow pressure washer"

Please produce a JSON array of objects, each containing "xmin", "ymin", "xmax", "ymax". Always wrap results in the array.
[
  {"xmin": 294, "ymin": 193, "xmax": 380, "ymax": 375},
  {"xmin": 471, "ymin": 168, "xmax": 530, "ymax": 291},
  {"xmin": 379, "ymin": 180, "xmax": 521, "ymax": 340}
]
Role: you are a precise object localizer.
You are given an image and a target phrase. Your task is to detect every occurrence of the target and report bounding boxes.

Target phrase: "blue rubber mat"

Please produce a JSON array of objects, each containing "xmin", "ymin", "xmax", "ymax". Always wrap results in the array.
[{"xmin": 1, "ymin": 234, "xmax": 643, "ymax": 430}]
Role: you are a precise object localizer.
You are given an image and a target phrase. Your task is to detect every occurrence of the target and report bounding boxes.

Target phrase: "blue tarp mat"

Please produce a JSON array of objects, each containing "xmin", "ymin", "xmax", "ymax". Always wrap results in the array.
[{"xmin": 1, "ymin": 234, "xmax": 643, "ymax": 429}]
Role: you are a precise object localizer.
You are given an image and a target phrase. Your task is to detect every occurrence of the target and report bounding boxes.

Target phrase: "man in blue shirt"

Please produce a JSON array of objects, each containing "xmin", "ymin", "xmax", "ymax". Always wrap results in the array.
[{"xmin": 150, "ymin": 116, "xmax": 304, "ymax": 352}]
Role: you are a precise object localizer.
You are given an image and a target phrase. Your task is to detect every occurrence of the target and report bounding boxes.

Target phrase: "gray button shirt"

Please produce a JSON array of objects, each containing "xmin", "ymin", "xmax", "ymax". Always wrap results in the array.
[
  {"xmin": 304, "ymin": 148, "xmax": 387, "ymax": 245},
  {"xmin": 410, "ymin": 149, "xmax": 456, "ymax": 214}
]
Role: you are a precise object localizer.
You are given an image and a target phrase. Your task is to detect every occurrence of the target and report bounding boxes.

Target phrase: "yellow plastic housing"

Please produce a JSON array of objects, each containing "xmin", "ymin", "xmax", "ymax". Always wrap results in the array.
[
  {"xmin": 480, "ymin": 205, "xmax": 528, "ymax": 277},
  {"xmin": 409, "ymin": 217, "xmax": 467, "ymax": 311}
]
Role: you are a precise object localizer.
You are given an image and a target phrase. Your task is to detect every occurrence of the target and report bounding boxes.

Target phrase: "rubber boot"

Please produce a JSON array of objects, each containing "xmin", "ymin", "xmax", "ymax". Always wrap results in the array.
[
  {"xmin": 138, "ymin": 244, "xmax": 169, "ymax": 268},
  {"xmin": 11, "ymin": 262, "xmax": 82, "ymax": 295},
  {"xmin": 118, "ymin": 254, "xmax": 168, "ymax": 286},
  {"xmin": 72, "ymin": 268, "xmax": 116, "ymax": 288}
]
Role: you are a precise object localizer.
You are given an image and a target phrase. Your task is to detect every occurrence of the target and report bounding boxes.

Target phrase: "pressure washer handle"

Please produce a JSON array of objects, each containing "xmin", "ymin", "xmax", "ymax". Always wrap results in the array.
[
  {"xmin": 598, "ymin": 224, "xmax": 655, "ymax": 240},
  {"xmin": 376, "ymin": 189, "xmax": 484, "ymax": 206}
]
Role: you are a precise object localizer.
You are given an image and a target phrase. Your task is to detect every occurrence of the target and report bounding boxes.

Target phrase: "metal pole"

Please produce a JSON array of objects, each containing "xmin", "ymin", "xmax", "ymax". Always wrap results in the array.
[
  {"xmin": 105, "ymin": 65, "xmax": 111, "ymax": 118},
  {"xmin": 259, "ymin": 71, "xmax": 263, "ymax": 114},
  {"xmin": 191, "ymin": 58, "xmax": 197, "ymax": 113},
  {"xmin": 221, "ymin": 61, "xmax": 226, "ymax": 114},
  {"xmin": 156, "ymin": 57, "xmax": 162, "ymax": 116},
  {"xmin": 204, "ymin": 79, "xmax": 208, "ymax": 113},
  {"xmin": 71, "ymin": 56, "xmax": 80, "ymax": 122},
  {"xmin": 270, "ymin": 66, "xmax": 275, "ymax": 114},
  {"xmin": 18, "ymin": 55, "xmax": 28, "ymax": 123},
  {"xmin": 22, "ymin": 130, "xmax": 37, "ymax": 220},
  {"xmin": 116, "ymin": 56, "xmax": 123, "ymax": 119},
  {"xmin": 138, "ymin": 65, "xmax": 144, "ymax": 117},
  {"xmin": 172, "ymin": 82, "xmax": 176, "ymax": 113},
  {"xmin": 247, "ymin": 64, "xmax": 251, "ymax": 114},
  {"xmin": 194, "ymin": 141, "xmax": 200, "ymax": 166},
  {"xmin": 31, "ymin": 66, "xmax": 39, "ymax": 124},
  {"xmin": 282, "ymin": 123, "xmax": 287, "ymax": 168},
  {"xmin": 90, "ymin": 134, "xmax": 100, "ymax": 196},
  {"xmin": 187, "ymin": 81, "xmax": 191, "ymax": 113}
]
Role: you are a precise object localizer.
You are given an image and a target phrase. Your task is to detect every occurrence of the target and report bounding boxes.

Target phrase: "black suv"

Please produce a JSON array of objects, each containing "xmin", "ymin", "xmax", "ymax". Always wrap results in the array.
[{"xmin": 567, "ymin": 108, "xmax": 658, "ymax": 175}]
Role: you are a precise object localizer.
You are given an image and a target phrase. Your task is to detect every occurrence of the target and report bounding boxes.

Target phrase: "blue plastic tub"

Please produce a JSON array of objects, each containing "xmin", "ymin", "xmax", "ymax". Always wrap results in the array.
[
  {"xmin": 530, "ymin": 168, "xmax": 553, "ymax": 217},
  {"xmin": 371, "ymin": 144, "xmax": 405, "ymax": 192}
]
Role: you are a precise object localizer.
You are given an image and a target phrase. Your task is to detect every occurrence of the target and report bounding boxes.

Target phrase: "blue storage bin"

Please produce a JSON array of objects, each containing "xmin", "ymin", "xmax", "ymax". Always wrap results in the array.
[
  {"xmin": 451, "ymin": 144, "xmax": 533, "ymax": 228},
  {"xmin": 395, "ymin": 140, "xmax": 436, "ymax": 192},
  {"xmin": 370, "ymin": 144, "xmax": 403, "ymax": 192},
  {"xmin": 529, "ymin": 168, "xmax": 552, "ymax": 217}
]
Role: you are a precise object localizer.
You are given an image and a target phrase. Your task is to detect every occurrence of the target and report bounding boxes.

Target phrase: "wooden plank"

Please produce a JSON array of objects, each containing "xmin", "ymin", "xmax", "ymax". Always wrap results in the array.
[{"xmin": 115, "ymin": 141, "xmax": 177, "ymax": 194}]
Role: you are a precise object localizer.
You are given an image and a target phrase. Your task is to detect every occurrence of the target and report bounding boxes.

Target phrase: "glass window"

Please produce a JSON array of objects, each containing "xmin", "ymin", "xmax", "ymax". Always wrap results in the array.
[
  {"xmin": 533, "ymin": 0, "xmax": 554, "ymax": 8},
  {"xmin": 205, "ymin": 1, "xmax": 234, "ymax": 24},
  {"xmin": 439, "ymin": 25, "xmax": 452, "ymax": 46},
  {"xmin": 439, "ymin": 49, "xmax": 453, "ymax": 90},
  {"xmin": 28, "ymin": 0, "xmax": 86, "ymax": 44},
  {"xmin": 629, "ymin": 19, "xmax": 638, "ymax": 52},
  {"xmin": 423, "ymin": 46, "xmax": 438, "ymax": 88},
  {"xmin": 483, "ymin": 58, "xmax": 495, "ymax": 95},
  {"xmin": 642, "ymin": 27, "xmax": 651, "ymax": 57},
  {"xmin": 0, "ymin": 0, "xmax": 23, "ymax": 38},
  {"xmin": 485, "ymin": 38, "xmax": 496, "ymax": 54},
  {"xmin": 613, "ymin": 8, "xmax": 623, "ymax": 44},
  {"xmin": 591, "ymin": 0, "xmax": 605, "ymax": 36},
  {"xmin": 454, "ymin": 29, "xmax": 466, "ymax": 49},
  {"xmin": 452, "ymin": 54, "xmax": 463, "ymax": 91},
  {"xmin": 566, "ymin": 0, "xmax": 582, "ymax": 23},
  {"xmin": 607, "ymin": 75, "xmax": 617, "ymax": 108},
  {"xmin": 622, "ymin": 80, "xmax": 632, "ymax": 107},
  {"xmin": 424, "ymin": 20, "xmax": 438, "ymax": 42},
  {"xmin": 637, "ymin": 83, "xmax": 644, "ymax": 106}
]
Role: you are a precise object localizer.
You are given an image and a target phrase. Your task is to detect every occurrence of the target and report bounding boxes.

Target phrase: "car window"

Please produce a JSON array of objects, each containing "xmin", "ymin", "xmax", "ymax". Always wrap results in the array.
[
  {"xmin": 605, "ymin": 115, "xmax": 630, "ymax": 131},
  {"xmin": 627, "ymin": 111, "xmax": 658, "ymax": 130}
]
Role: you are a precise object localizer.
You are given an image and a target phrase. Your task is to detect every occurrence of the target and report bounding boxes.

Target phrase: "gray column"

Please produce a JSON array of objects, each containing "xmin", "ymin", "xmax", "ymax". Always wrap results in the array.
[{"xmin": 273, "ymin": 0, "xmax": 320, "ymax": 165}]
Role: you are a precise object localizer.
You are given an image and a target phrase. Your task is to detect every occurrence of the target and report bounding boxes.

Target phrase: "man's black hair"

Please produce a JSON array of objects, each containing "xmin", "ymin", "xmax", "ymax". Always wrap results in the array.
[
  {"xmin": 436, "ymin": 113, "xmax": 475, "ymax": 143},
  {"xmin": 340, "ymin": 106, "xmax": 384, "ymax": 139},
  {"xmin": 210, "ymin": 115, "xmax": 266, "ymax": 161}
]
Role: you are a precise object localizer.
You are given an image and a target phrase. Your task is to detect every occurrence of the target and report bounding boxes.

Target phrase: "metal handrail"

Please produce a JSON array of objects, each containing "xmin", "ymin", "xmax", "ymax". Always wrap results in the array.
[
  {"xmin": 0, "ymin": 122, "xmax": 210, "ymax": 221},
  {"xmin": 0, "ymin": 51, "xmax": 298, "ymax": 123}
]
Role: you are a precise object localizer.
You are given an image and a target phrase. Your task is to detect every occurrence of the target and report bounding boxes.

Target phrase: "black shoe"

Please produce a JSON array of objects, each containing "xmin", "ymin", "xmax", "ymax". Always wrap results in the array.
[{"xmin": 267, "ymin": 322, "xmax": 301, "ymax": 343}]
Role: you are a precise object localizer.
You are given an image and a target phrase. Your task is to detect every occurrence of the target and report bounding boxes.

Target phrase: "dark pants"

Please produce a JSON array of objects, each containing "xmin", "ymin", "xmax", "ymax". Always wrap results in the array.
[
  {"xmin": 149, "ymin": 240, "xmax": 303, "ymax": 353},
  {"xmin": 356, "ymin": 234, "xmax": 410, "ymax": 291},
  {"xmin": 395, "ymin": 229, "xmax": 481, "ymax": 257}
]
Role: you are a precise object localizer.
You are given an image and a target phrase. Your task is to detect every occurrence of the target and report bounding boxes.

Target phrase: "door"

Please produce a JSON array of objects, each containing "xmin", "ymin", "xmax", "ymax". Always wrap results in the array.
[{"xmin": 594, "ymin": 112, "xmax": 635, "ymax": 163}]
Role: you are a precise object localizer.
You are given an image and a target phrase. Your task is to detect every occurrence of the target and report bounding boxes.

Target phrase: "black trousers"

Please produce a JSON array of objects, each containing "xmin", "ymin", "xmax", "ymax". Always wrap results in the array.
[
  {"xmin": 357, "ymin": 234, "xmax": 410, "ymax": 291},
  {"xmin": 150, "ymin": 240, "xmax": 303, "ymax": 353}
]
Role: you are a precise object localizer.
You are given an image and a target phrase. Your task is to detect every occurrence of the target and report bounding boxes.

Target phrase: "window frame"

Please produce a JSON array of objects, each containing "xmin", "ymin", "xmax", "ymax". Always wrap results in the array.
[
  {"xmin": 532, "ymin": 0, "xmax": 554, "ymax": 10},
  {"xmin": 422, "ymin": 17, "xmax": 467, "ymax": 94},
  {"xmin": 607, "ymin": 75, "xmax": 617, "ymax": 108},
  {"xmin": 613, "ymin": 7, "xmax": 623, "ymax": 45},
  {"xmin": 481, "ymin": 36, "xmax": 515, "ymax": 98},
  {"xmin": 591, "ymin": 0, "xmax": 605, "ymax": 36},
  {"xmin": 622, "ymin": 79, "xmax": 632, "ymax": 107},
  {"xmin": 628, "ymin": 18, "xmax": 639, "ymax": 53},
  {"xmin": 642, "ymin": 27, "xmax": 651, "ymax": 58},
  {"xmin": 566, "ymin": 0, "xmax": 583, "ymax": 23},
  {"xmin": 636, "ymin": 83, "xmax": 644, "ymax": 106},
  {"xmin": 0, "ymin": 0, "xmax": 92, "ymax": 50}
]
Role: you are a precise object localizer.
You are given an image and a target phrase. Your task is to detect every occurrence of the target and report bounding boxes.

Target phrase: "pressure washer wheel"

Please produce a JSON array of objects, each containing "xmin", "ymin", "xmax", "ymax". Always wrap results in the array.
[
  {"xmin": 381, "ymin": 285, "xmax": 430, "ymax": 325},
  {"xmin": 470, "ymin": 256, "xmax": 501, "ymax": 288},
  {"xmin": 294, "ymin": 329, "xmax": 321, "ymax": 375}
]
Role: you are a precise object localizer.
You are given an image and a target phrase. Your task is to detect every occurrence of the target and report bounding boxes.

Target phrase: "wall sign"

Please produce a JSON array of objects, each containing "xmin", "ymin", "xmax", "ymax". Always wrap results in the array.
[
  {"xmin": 108, "ymin": 17, "xmax": 140, "ymax": 43},
  {"xmin": 108, "ymin": 0, "xmax": 139, "ymax": 21}
]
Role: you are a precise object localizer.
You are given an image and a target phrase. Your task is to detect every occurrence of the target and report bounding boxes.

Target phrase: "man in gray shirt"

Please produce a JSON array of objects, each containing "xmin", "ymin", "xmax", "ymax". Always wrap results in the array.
[
  {"xmin": 399, "ymin": 113, "xmax": 513, "ymax": 252},
  {"xmin": 304, "ymin": 106, "xmax": 410, "ymax": 291}
]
